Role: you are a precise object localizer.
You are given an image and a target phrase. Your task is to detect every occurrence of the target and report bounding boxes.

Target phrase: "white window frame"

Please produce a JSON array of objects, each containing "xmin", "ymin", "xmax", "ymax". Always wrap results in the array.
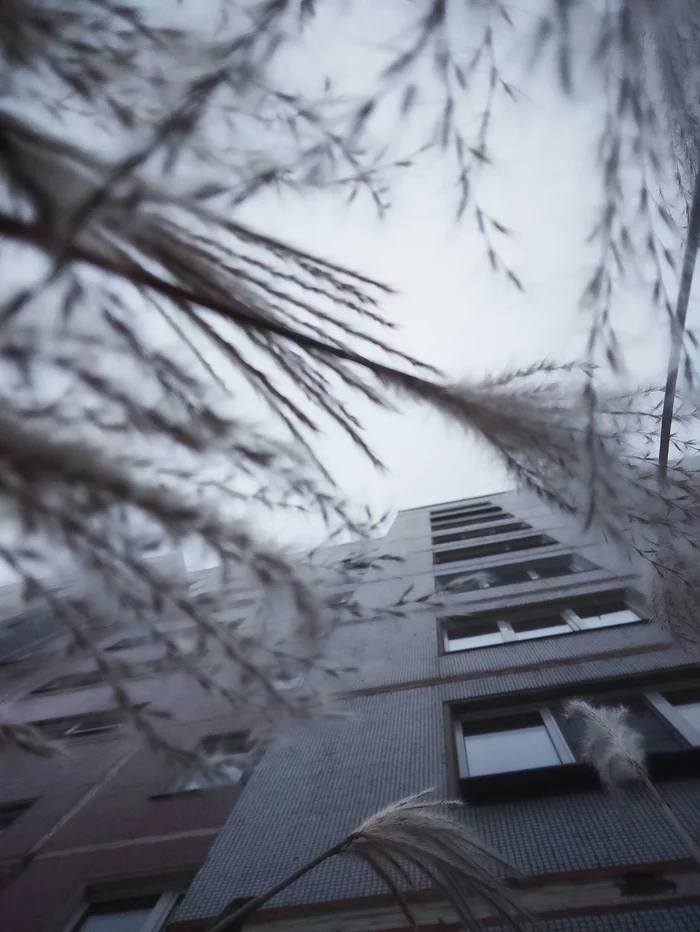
[
  {"xmin": 437, "ymin": 554, "xmax": 594, "ymax": 595},
  {"xmin": 454, "ymin": 708, "xmax": 575, "ymax": 779},
  {"xmin": 443, "ymin": 602, "xmax": 641, "ymax": 653},
  {"xmin": 647, "ymin": 692, "xmax": 700, "ymax": 746},
  {"xmin": 67, "ymin": 891, "xmax": 178, "ymax": 932},
  {"xmin": 455, "ymin": 689, "xmax": 700, "ymax": 782}
]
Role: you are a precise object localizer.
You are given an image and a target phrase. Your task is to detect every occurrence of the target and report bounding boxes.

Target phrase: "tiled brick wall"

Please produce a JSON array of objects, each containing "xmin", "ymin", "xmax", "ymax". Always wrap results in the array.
[
  {"xmin": 171, "ymin": 491, "xmax": 700, "ymax": 924},
  {"xmin": 175, "ymin": 686, "xmax": 700, "ymax": 919},
  {"xmin": 500, "ymin": 905, "xmax": 700, "ymax": 931}
]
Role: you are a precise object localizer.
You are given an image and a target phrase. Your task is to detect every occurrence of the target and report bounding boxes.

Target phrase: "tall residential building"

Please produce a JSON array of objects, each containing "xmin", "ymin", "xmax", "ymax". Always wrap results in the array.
[
  {"xmin": 1, "ymin": 491, "xmax": 700, "ymax": 932},
  {"xmin": 0, "ymin": 555, "xmax": 251, "ymax": 932},
  {"xmin": 170, "ymin": 491, "xmax": 700, "ymax": 932}
]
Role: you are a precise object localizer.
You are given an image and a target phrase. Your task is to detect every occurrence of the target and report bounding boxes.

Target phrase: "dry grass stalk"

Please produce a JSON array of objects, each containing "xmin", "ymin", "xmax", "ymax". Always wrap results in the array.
[
  {"xmin": 1, "ymin": 0, "xmax": 700, "ymax": 766},
  {"xmin": 207, "ymin": 791, "xmax": 540, "ymax": 932},
  {"xmin": 564, "ymin": 699, "xmax": 700, "ymax": 869}
]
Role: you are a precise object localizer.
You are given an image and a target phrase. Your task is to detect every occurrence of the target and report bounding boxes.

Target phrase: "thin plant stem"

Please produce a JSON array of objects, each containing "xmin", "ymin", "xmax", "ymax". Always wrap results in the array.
[
  {"xmin": 658, "ymin": 168, "xmax": 700, "ymax": 476},
  {"xmin": 640, "ymin": 771, "xmax": 700, "ymax": 870},
  {"xmin": 206, "ymin": 835, "xmax": 356, "ymax": 932}
]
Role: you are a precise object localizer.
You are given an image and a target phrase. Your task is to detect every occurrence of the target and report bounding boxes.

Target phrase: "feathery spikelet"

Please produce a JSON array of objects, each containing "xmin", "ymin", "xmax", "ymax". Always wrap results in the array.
[
  {"xmin": 209, "ymin": 790, "xmax": 541, "ymax": 932},
  {"xmin": 564, "ymin": 699, "xmax": 646, "ymax": 789},
  {"xmin": 343, "ymin": 791, "xmax": 540, "ymax": 931}
]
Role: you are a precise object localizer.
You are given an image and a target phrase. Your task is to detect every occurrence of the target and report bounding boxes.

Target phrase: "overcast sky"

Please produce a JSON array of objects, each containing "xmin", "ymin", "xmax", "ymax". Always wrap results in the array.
[
  {"xmin": 6, "ymin": 1, "xmax": 696, "ymax": 584},
  {"xmin": 230, "ymin": 0, "xmax": 698, "ymax": 536}
]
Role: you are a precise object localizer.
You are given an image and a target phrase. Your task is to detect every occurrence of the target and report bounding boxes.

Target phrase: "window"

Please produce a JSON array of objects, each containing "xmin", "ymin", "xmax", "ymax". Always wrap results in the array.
[
  {"xmin": 432, "ymin": 521, "xmax": 529, "ymax": 546},
  {"xmin": 105, "ymin": 636, "xmax": 150, "ymax": 652},
  {"xmin": 431, "ymin": 511, "xmax": 513, "ymax": 531},
  {"xmin": 0, "ymin": 800, "xmax": 33, "ymax": 832},
  {"xmin": 32, "ymin": 659, "xmax": 167, "ymax": 695},
  {"xmin": 508, "ymin": 615, "xmax": 572, "ymax": 639},
  {"xmin": 432, "ymin": 534, "xmax": 556, "ymax": 566},
  {"xmin": 442, "ymin": 594, "xmax": 642, "ymax": 652},
  {"xmin": 444, "ymin": 618, "xmax": 505, "ymax": 651},
  {"xmin": 37, "ymin": 709, "xmax": 126, "ymax": 740},
  {"xmin": 574, "ymin": 600, "xmax": 640, "ymax": 629},
  {"xmin": 461, "ymin": 713, "xmax": 566, "ymax": 776},
  {"xmin": 555, "ymin": 698, "xmax": 686, "ymax": 758},
  {"xmin": 272, "ymin": 672, "xmax": 306, "ymax": 691},
  {"xmin": 666, "ymin": 689, "xmax": 700, "ymax": 732},
  {"xmin": 32, "ymin": 670, "xmax": 104, "ymax": 694},
  {"xmin": 431, "ymin": 504, "xmax": 508, "ymax": 531},
  {"xmin": 436, "ymin": 554, "xmax": 595, "ymax": 594},
  {"xmin": 173, "ymin": 733, "xmax": 250, "ymax": 792},
  {"xmin": 326, "ymin": 588, "xmax": 355, "ymax": 609},
  {"xmin": 70, "ymin": 893, "xmax": 177, "ymax": 932},
  {"xmin": 453, "ymin": 686, "xmax": 699, "ymax": 800},
  {"xmin": 649, "ymin": 687, "xmax": 700, "ymax": 745}
]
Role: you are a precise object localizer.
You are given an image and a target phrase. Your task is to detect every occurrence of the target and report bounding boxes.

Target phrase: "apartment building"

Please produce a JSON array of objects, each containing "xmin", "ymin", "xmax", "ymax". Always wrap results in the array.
[
  {"xmin": 0, "ymin": 555, "xmax": 253, "ymax": 932},
  {"xmin": 2, "ymin": 491, "xmax": 700, "ymax": 932},
  {"xmin": 169, "ymin": 491, "xmax": 700, "ymax": 932}
]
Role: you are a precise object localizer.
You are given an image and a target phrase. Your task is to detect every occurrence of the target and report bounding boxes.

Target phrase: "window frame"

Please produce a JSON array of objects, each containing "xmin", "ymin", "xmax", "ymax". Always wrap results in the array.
[
  {"xmin": 452, "ymin": 683, "xmax": 700, "ymax": 801},
  {"xmin": 454, "ymin": 708, "xmax": 576, "ymax": 780},
  {"xmin": 647, "ymin": 691, "xmax": 700, "ymax": 746},
  {"xmin": 431, "ymin": 520, "xmax": 530, "ymax": 546},
  {"xmin": 164, "ymin": 732, "xmax": 251, "ymax": 795},
  {"xmin": 325, "ymin": 586, "xmax": 356, "ymax": 609},
  {"xmin": 432, "ymin": 533, "xmax": 557, "ymax": 566},
  {"xmin": 436, "ymin": 553, "xmax": 596, "ymax": 594},
  {"xmin": 34, "ymin": 706, "xmax": 147, "ymax": 741},
  {"xmin": 430, "ymin": 506, "xmax": 508, "ymax": 531},
  {"xmin": 31, "ymin": 670, "xmax": 105, "ymax": 695},
  {"xmin": 66, "ymin": 891, "xmax": 178, "ymax": 932},
  {"xmin": 105, "ymin": 635, "xmax": 151, "ymax": 652},
  {"xmin": 441, "ymin": 595, "xmax": 643, "ymax": 653},
  {"xmin": 431, "ymin": 501, "xmax": 498, "ymax": 518}
]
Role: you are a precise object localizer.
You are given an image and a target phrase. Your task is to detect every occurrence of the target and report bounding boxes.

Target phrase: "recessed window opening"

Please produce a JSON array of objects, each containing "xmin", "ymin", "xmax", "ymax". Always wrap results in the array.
[
  {"xmin": 170, "ymin": 733, "xmax": 251, "ymax": 793},
  {"xmin": 432, "ymin": 521, "xmax": 529, "ymax": 546},
  {"xmin": 454, "ymin": 687, "xmax": 700, "ymax": 787},
  {"xmin": 442, "ymin": 594, "xmax": 641, "ymax": 651},
  {"xmin": 436, "ymin": 554, "xmax": 594, "ymax": 593},
  {"xmin": 433, "ymin": 534, "xmax": 556, "ymax": 566}
]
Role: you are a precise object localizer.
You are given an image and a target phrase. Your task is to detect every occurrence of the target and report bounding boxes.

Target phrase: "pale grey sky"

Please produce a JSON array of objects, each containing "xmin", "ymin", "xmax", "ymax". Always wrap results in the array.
[
  {"xmin": 4, "ymin": 1, "xmax": 696, "ymax": 582},
  {"xmin": 232, "ymin": 0, "xmax": 696, "ymax": 532}
]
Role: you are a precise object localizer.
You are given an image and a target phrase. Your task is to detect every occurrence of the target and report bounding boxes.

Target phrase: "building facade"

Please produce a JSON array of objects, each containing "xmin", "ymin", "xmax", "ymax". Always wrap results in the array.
[
  {"xmin": 170, "ymin": 491, "xmax": 700, "ymax": 932},
  {"xmin": 1, "ymin": 491, "xmax": 700, "ymax": 931},
  {"xmin": 0, "ymin": 556, "xmax": 250, "ymax": 932}
]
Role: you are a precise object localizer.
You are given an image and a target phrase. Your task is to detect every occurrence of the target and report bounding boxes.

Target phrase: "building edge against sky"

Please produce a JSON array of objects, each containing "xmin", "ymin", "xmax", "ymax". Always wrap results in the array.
[
  {"xmin": 170, "ymin": 489, "xmax": 700, "ymax": 932},
  {"xmin": 0, "ymin": 489, "xmax": 698, "ymax": 930}
]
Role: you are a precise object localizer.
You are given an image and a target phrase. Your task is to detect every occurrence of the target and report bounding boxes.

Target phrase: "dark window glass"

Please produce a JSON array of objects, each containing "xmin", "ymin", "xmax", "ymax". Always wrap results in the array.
[
  {"xmin": 433, "ymin": 535, "xmax": 555, "ymax": 566},
  {"xmin": 509, "ymin": 615, "xmax": 570, "ymax": 638},
  {"xmin": 32, "ymin": 670, "xmax": 103, "ymax": 694},
  {"xmin": 176, "ymin": 733, "xmax": 249, "ymax": 792},
  {"xmin": 431, "ymin": 507, "xmax": 505, "ymax": 530},
  {"xmin": 444, "ymin": 617, "xmax": 503, "ymax": 650},
  {"xmin": 432, "ymin": 503, "xmax": 496, "ymax": 518},
  {"xmin": 663, "ymin": 687, "xmax": 700, "ymax": 733},
  {"xmin": 575, "ymin": 597, "xmax": 640, "ymax": 629},
  {"xmin": 74, "ymin": 897, "xmax": 159, "ymax": 932},
  {"xmin": 326, "ymin": 589, "xmax": 354, "ymax": 609},
  {"xmin": 105, "ymin": 636, "xmax": 150, "ymax": 652},
  {"xmin": 437, "ymin": 554, "xmax": 595, "ymax": 593},
  {"xmin": 555, "ymin": 698, "xmax": 684, "ymax": 758},
  {"xmin": 432, "ymin": 521, "xmax": 528, "ymax": 546},
  {"xmin": 37, "ymin": 709, "xmax": 125, "ymax": 740},
  {"xmin": 462, "ymin": 713, "xmax": 561, "ymax": 776}
]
